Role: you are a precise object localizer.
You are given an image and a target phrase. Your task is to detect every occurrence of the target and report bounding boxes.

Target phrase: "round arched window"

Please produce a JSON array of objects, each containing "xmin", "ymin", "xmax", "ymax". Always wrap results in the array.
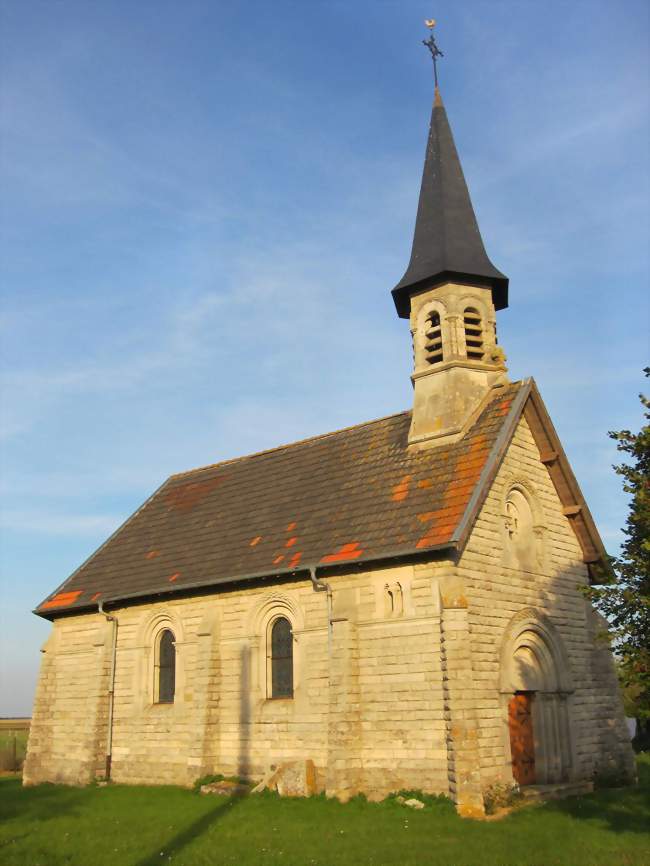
[
  {"xmin": 424, "ymin": 310, "xmax": 444, "ymax": 364},
  {"xmin": 463, "ymin": 307, "xmax": 484, "ymax": 361},
  {"xmin": 270, "ymin": 617, "xmax": 293, "ymax": 699},
  {"xmin": 504, "ymin": 487, "xmax": 541, "ymax": 570},
  {"xmin": 157, "ymin": 629, "xmax": 176, "ymax": 704}
]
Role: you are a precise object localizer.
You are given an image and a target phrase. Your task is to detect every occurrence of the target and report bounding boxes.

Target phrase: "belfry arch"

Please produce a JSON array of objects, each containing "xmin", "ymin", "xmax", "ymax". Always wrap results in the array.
[{"xmin": 499, "ymin": 610, "xmax": 575, "ymax": 785}]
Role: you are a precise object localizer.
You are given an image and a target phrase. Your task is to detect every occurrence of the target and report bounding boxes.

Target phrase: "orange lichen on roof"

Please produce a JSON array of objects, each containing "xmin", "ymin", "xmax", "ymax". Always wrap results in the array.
[
  {"xmin": 392, "ymin": 474, "xmax": 412, "ymax": 502},
  {"xmin": 321, "ymin": 541, "xmax": 363, "ymax": 563},
  {"xmin": 35, "ymin": 386, "xmax": 524, "ymax": 616},
  {"xmin": 416, "ymin": 434, "xmax": 489, "ymax": 549},
  {"xmin": 497, "ymin": 399, "xmax": 512, "ymax": 416},
  {"xmin": 41, "ymin": 590, "xmax": 83, "ymax": 610},
  {"xmin": 164, "ymin": 475, "xmax": 225, "ymax": 513},
  {"xmin": 169, "ymin": 572, "xmax": 180, "ymax": 582},
  {"xmin": 91, "ymin": 592, "xmax": 101, "ymax": 602}
]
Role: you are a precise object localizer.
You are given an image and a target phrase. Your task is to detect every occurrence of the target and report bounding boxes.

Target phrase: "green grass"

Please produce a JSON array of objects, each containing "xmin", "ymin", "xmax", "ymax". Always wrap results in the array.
[{"xmin": 1, "ymin": 757, "xmax": 649, "ymax": 866}]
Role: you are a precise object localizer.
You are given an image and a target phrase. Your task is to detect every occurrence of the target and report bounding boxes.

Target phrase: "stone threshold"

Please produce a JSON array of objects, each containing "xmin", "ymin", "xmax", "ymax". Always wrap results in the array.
[{"xmin": 520, "ymin": 780, "xmax": 594, "ymax": 801}]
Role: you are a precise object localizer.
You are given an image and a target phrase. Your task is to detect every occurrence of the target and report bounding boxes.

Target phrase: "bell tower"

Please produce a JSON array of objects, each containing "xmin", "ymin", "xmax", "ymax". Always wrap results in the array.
[{"xmin": 393, "ymin": 35, "xmax": 510, "ymax": 447}]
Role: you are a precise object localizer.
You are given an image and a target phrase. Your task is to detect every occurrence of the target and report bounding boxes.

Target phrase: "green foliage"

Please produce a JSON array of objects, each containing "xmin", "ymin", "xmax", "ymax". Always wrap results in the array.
[
  {"xmin": 1, "ymin": 758, "xmax": 649, "ymax": 866},
  {"xmin": 389, "ymin": 788, "xmax": 454, "ymax": 809},
  {"xmin": 587, "ymin": 369, "xmax": 650, "ymax": 738},
  {"xmin": 192, "ymin": 772, "xmax": 250, "ymax": 791},
  {"xmin": 0, "ymin": 730, "xmax": 28, "ymax": 772}
]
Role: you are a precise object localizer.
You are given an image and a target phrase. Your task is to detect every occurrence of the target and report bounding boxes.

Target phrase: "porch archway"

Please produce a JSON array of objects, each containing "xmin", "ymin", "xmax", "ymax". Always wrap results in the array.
[{"xmin": 499, "ymin": 609, "xmax": 575, "ymax": 784}]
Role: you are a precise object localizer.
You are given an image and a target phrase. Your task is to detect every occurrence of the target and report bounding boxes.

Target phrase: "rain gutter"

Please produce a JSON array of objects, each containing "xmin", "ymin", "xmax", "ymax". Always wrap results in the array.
[{"xmin": 98, "ymin": 600, "xmax": 117, "ymax": 781}]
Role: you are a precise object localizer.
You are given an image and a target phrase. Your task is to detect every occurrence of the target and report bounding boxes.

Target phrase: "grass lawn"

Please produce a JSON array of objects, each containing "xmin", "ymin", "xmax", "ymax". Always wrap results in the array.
[{"xmin": 1, "ymin": 757, "xmax": 649, "ymax": 866}]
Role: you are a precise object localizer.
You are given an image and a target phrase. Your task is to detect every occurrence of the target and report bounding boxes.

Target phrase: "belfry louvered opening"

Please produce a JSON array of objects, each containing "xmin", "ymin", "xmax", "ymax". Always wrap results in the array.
[
  {"xmin": 464, "ymin": 307, "xmax": 484, "ymax": 361},
  {"xmin": 424, "ymin": 311, "xmax": 444, "ymax": 364}
]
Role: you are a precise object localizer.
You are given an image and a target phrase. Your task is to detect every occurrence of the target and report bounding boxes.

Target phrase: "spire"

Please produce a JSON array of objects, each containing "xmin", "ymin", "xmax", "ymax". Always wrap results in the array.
[{"xmin": 392, "ymin": 88, "xmax": 509, "ymax": 318}]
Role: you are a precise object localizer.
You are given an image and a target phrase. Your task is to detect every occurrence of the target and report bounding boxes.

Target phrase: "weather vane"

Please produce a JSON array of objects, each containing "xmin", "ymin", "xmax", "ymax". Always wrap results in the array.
[{"xmin": 422, "ymin": 19, "xmax": 443, "ymax": 88}]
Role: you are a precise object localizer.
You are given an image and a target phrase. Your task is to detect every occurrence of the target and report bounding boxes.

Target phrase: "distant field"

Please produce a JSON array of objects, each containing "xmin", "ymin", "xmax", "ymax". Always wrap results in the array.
[
  {"xmin": 0, "ymin": 754, "xmax": 648, "ymax": 866},
  {"xmin": 0, "ymin": 720, "xmax": 29, "ymax": 772}
]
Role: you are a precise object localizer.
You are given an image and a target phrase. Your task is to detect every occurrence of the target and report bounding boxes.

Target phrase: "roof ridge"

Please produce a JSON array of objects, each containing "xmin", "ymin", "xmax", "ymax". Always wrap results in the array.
[{"xmin": 169, "ymin": 408, "xmax": 413, "ymax": 480}]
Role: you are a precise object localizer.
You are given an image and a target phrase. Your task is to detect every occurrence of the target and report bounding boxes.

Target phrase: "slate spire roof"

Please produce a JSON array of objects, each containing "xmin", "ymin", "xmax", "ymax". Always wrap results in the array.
[{"xmin": 392, "ymin": 87, "xmax": 509, "ymax": 318}]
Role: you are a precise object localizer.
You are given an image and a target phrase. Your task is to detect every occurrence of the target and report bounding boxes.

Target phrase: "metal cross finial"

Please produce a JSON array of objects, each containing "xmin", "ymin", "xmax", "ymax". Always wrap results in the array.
[{"xmin": 422, "ymin": 19, "xmax": 443, "ymax": 88}]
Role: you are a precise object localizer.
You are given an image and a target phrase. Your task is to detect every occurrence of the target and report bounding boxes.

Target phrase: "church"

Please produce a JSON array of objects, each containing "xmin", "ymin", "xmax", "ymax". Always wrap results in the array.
[{"xmin": 24, "ymin": 64, "xmax": 635, "ymax": 817}]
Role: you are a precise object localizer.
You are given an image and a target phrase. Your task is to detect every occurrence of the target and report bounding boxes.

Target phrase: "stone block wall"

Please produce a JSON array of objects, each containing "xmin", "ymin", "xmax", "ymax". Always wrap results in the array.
[
  {"xmin": 458, "ymin": 415, "xmax": 635, "ymax": 791},
  {"xmin": 24, "ymin": 617, "xmax": 111, "ymax": 785},
  {"xmin": 24, "ymin": 414, "xmax": 634, "ymax": 801},
  {"xmin": 25, "ymin": 563, "xmax": 453, "ymax": 798}
]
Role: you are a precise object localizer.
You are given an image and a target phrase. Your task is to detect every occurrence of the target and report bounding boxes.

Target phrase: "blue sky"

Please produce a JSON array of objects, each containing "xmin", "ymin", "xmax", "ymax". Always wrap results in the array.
[{"xmin": 1, "ymin": 0, "xmax": 648, "ymax": 716}]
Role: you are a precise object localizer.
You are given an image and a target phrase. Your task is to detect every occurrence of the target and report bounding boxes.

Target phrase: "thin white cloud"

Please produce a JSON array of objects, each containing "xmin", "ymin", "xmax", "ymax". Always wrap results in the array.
[{"xmin": 1, "ymin": 511, "xmax": 121, "ymax": 536}]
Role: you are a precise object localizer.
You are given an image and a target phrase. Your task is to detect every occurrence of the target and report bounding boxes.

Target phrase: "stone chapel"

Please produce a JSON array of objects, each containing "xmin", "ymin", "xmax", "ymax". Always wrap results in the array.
[{"xmin": 24, "ymin": 76, "xmax": 635, "ymax": 817}]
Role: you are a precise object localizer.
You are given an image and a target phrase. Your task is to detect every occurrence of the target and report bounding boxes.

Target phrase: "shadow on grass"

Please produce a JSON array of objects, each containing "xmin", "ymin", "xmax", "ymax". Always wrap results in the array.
[
  {"xmin": 0, "ymin": 777, "xmax": 89, "ymax": 825},
  {"xmin": 541, "ymin": 787, "xmax": 650, "ymax": 835},
  {"xmin": 132, "ymin": 791, "xmax": 248, "ymax": 866},
  {"xmin": 537, "ymin": 755, "xmax": 650, "ymax": 836},
  {"xmin": 135, "ymin": 645, "xmax": 254, "ymax": 866}
]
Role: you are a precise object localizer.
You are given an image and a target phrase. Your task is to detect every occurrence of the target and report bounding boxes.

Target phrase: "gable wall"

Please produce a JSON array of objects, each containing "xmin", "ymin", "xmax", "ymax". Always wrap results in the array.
[{"xmin": 459, "ymin": 414, "xmax": 634, "ymax": 786}]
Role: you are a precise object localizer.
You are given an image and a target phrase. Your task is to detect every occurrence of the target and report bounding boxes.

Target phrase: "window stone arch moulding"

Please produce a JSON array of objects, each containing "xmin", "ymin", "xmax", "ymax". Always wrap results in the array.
[
  {"xmin": 498, "ymin": 608, "xmax": 576, "ymax": 784},
  {"xmin": 500, "ymin": 473, "xmax": 548, "ymax": 574},
  {"xmin": 413, "ymin": 298, "xmax": 448, "ymax": 371},
  {"xmin": 457, "ymin": 294, "xmax": 493, "ymax": 361},
  {"xmin": 499, "ymin": 608, "xmax": 574, "ymax": 695},
  {"xmin": 456, "ymin": 292, "xmax": 489, "ymax": 318},
  {"xmin": 245, "ymin": 592, "xmax": 305, "ymax": 707},
  {"xmin": 133, "ymin": 608, "xmax": 187, "ymax": 713}
]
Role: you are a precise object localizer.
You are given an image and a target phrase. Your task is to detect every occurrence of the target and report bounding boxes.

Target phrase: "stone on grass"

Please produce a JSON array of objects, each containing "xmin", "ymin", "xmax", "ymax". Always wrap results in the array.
[{"xmin": 252, "ymin": 760, "xmax": 317, "ymax": 797}]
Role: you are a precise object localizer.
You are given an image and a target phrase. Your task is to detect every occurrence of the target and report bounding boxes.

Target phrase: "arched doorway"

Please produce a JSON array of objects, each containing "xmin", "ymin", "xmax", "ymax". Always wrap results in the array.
[{"xmin": 500, "ymin": 610, "xmax": 575, "ymax": 785}]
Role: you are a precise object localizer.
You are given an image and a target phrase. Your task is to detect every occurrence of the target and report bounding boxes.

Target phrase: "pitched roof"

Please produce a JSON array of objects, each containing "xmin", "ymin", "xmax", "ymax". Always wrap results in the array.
[
  {"xmin": 37, "ymin": 382, "xmax": 528, "ymax": 617},
  {"xmin": 392, "ymin": 88, "xmax": 508, "ymax": 318}
]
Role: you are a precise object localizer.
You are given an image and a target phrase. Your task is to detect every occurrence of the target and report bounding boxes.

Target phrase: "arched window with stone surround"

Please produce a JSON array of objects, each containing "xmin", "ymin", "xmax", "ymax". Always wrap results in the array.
[
  {"xmin": 424, "ymin": 310, "xmax": 444, "ymax": 364},
  {"xmin": 463, "ymin": 307, "xmax": 484, "ymax": 360},
  {"xmin": 156, "ymin": 628, "xmax": 176, "ymax": 704},
  {"xmin": 505, "ymin": 488, "xmax": 533, "ymax": 543},
  {"xmin": 503, "ymin": 483, "xmax": 545, "ymax": 572},
  {"xmin": 270, "ymin": 616, "xmax": 293, "ymax": 699}
]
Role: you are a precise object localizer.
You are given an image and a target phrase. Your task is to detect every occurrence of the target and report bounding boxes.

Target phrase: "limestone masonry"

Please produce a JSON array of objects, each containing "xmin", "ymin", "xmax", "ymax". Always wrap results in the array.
[{"xmin": 25, "ymin": 78, "xmax": 635, "ymax": 817}]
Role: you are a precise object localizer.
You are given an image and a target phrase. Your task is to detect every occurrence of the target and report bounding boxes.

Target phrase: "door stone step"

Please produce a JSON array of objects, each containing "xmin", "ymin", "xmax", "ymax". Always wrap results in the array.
[{"xmin": 520, "ymin": 780, "xmax": 593, "ymax": 801}]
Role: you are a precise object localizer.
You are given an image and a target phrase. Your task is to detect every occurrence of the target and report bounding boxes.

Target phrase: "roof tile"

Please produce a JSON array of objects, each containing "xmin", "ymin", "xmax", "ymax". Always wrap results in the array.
[{"xmin": 37, "ymin": 383, "xmax": 523, "ymax": 614}]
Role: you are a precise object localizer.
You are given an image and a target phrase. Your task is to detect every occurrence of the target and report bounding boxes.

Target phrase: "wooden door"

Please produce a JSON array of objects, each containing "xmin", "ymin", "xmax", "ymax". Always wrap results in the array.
[{"xmin": 508, "ymin": 692, "xmax": 536, "ymax": 785}]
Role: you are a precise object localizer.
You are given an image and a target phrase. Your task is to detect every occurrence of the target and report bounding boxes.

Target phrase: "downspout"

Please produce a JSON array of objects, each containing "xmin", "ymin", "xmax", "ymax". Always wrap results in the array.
[
  {"xmin": 98, "ymin": 600, "xmax": 117, "ymax": 781},
  {"xmin": 309, "ymin": 566, "xmax": 332, "ymax": 656}
]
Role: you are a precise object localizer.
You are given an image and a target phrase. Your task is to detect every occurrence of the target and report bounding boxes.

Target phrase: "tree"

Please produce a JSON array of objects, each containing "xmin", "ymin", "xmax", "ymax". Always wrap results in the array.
[{"xmin": 589, "ymin": 368, "xmax": 650, "ymax": 748}]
